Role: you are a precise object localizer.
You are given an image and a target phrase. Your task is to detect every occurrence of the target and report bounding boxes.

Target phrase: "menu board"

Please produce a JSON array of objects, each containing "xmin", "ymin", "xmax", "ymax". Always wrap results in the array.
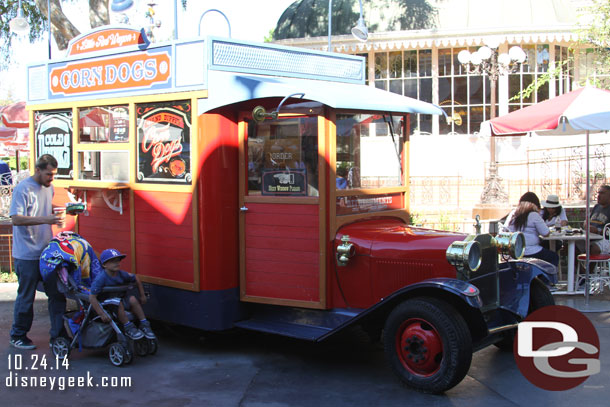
[
  {"xmin": 136, "ymin": 100, "xmax": 191, "ymax": 184},
  {"xmin": 34, "ymin": 110, "xmax": 73, "ymax": 179}
]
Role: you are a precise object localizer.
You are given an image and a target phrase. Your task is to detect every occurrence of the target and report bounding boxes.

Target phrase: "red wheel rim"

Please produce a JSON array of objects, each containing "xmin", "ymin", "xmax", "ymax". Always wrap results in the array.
[{"xmin": 395, "ymin": 318, "xmax": 443, "ymax": 376}]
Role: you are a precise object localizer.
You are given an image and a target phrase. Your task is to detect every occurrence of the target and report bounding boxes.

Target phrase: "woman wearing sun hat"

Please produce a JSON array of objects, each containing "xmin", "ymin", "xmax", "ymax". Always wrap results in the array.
[{"xmin": 541, "ymin": 194, "xmax": 568, "ymax": 228}]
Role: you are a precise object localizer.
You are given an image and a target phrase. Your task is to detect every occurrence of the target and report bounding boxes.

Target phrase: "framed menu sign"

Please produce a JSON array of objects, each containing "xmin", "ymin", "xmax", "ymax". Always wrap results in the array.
[
  {"xmin": 136, "ymin": 100, "xmax": 191, "ymax": 184},
  {"xmin": 34, "ymin": 110, "xmax": 73, "ymax": 179},
  {"xmin": 261, "ymin": 169, "xmax": 307, "ymax": 196}
]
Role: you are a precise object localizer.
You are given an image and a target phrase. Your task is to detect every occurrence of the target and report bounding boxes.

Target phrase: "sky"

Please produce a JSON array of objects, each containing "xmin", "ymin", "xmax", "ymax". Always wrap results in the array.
[{"xmin": 1, "ymin": 0, "xmax": 296, "ymax": 101}]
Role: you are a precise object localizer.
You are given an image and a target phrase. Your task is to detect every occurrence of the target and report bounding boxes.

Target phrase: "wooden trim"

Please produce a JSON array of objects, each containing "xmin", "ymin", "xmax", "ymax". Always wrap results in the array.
[
  {"xmin": 317, "ymin": 115, "xmax": 327, "ymax": 309},
  {"xmin": 335, "ymin": 186, "xmax": 408, "ymax": 196},
  {"xmin": 129, "ymin": 101, "xmax": 137, "ymax": 184},
  {"xmin": 139, "ymin": 275, "xmax": 198, "ymax": 292},
  {"xmin": 241, "ymin": 295, "xmax": 326, "ymax": 309},
  {"xmin": 130, "ymin": 188, "xmax": 136, "ymax": 275},
  {"xmin": 244, "ymin": 195, "xmax": 319, "ymax": 205},
  {"xmin": 27, "ymin": 90, "xmax": 208, "ymax": 110},
  {"xmin": 191, "ymin": 96, "xmax": 200, "ymax": 292},
  {"xmin": 55, "ymin": 180, "xmax": 194, "ymax": 193},
  {"xmin": 328, "ymin": 110, "xmax": 338, "ymax": 241},
  {"xmin": 191, "ymin": 182, "xmax": 200, "ymax": 291},
  {"xmin": 238, "ymin": 116, "xmax": 247, "ymax": 299},
  {"xmin": 334, "ymin": 209, "xmax": 410, "ymax": 231}
]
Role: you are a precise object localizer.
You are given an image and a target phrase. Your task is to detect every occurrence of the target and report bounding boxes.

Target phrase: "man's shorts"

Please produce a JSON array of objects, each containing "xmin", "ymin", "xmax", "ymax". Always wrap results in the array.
[{"xmin": 593, "ymin": 239, "xmax": 610, "ymax": 254}]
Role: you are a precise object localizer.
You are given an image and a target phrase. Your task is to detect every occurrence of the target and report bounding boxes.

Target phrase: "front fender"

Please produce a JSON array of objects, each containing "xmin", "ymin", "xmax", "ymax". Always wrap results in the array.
[
  {"xmin": 386, "ymin": 277, "xmax": 484, "ymax": 309},
  {"xmin": 499, "ymin": 259, "xmax": 557, "ymax": 318}
]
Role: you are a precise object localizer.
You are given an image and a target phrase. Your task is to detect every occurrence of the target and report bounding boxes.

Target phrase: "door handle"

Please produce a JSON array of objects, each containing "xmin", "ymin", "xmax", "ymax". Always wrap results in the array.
[{"xmin": 239, "ymin": 206, "xmax": 249, "ymax": 212}]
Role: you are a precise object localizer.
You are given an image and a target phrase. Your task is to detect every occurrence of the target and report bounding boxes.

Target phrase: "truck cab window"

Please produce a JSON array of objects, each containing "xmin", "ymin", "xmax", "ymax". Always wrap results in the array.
[{"xmin": 336, "ymin": 114, "xmax": 405, "ymax": 190}]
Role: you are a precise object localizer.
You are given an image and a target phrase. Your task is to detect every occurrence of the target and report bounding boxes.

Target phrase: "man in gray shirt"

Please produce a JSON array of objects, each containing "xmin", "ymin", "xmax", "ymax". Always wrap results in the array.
[{"xmin": 9, "ymin": 154, "xmax": 64, "ymax": 349}]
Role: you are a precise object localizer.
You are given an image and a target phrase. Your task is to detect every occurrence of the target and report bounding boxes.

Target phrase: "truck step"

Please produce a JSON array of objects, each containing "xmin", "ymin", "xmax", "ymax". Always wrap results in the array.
[
  {"xmin": 234, "ymin": 305, "xmax": 362, "ymax": 341},
  {"xmin": 234, "ymin": 319, "xmax": 332, "ymax": 341}
]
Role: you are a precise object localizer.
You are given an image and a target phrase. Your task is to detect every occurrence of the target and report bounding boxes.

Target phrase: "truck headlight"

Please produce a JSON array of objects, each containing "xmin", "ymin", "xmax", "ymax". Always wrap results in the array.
[
  {"xmin": 446, "ymin": 240, "xmax": 482, "ymax": 273},
  {"xmin": 494, "ymin": 232, "xmax": 525, "ymax": 259}
]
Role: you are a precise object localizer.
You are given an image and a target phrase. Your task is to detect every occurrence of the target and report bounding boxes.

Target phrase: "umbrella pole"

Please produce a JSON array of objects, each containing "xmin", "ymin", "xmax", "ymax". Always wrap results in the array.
[{"xmin": 585, "ymin": 130, "xmax": 590, "ymax": 306}]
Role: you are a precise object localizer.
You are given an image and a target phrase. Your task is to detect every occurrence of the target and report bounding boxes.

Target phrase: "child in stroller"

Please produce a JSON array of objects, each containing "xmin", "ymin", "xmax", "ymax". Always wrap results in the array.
[
  {"xmin": 41, "ymin": 232, "xmax": 157, "ymax": 366},
  {"xmin": 89, "ymin": 249, "xmax": 156, "ymax": 342}
]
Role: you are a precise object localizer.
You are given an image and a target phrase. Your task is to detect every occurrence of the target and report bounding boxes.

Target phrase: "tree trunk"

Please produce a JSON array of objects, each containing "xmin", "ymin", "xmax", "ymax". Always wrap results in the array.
[
  {"xmin": 89, "ymin": 0, "xmax": 110, "ymax": 28},
  {"xmin": 35, "ymin": 0, "xmax": 81, "ymax": 50}
]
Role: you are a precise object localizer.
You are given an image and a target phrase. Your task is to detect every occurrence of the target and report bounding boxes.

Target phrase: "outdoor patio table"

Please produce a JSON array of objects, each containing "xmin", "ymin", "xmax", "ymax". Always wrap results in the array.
[{"xmin": 541, "ymin": 231, "xmax": 602, "ymax": 294}]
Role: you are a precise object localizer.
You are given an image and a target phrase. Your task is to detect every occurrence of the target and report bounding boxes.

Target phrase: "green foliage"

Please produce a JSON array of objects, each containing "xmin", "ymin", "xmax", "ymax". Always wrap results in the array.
[
  {"xmin": 0, "ymin": 156, "xmax": 29, "ymax": 171},
  {"xmin": 264, "ymin": 28, "xmax": 275, "ymax": 43},
  {"xmin": 407, "ymin": 211, "xmax": 423, "ymax": 226},
  {"xmin": 509, "ymin": 58, "xmax": 572, "ymax": 102},
  {"xmin": 577, "ymin": 0, "xmax": 610, "ymax": 88},
  {"xmin": 0, "ymin": 270, "xmax": 17, "ymax": 283}
]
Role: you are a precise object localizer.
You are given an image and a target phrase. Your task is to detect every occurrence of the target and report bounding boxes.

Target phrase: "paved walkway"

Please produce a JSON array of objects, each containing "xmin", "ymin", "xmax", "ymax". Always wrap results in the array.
[{"xmin": 0, "ymin": 283, "xmax": 609, "ymax": 406}]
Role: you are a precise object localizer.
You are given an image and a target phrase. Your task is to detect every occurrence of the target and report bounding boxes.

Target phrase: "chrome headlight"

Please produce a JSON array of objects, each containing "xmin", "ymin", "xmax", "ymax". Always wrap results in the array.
[
  {"xmin": 446, "ymin": 240, "xmax": 482, "ymax": 273},
  {"xmin": 494, "ymin": 232, "xmax": 525, "ymax": 259}
]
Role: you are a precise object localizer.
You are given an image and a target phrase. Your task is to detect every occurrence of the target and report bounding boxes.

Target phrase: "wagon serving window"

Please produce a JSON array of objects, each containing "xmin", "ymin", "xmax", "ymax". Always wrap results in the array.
[
  {"xmin": 247, "ymin": 115, "xmax": 318, "ymax": 196},
  {"xmin": 136, "ymin": 100, "xmax": 192, "ymax": 184},
  {"xmin": 34, "ymin": 109, "xmax": 73, "ymax": 179}
]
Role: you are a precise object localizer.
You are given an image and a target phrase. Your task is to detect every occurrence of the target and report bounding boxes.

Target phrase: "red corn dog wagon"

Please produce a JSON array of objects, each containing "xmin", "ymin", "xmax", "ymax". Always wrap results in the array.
[{"xmin": 24, "ymin": 25, "xmax": 556, "ymax": 393}]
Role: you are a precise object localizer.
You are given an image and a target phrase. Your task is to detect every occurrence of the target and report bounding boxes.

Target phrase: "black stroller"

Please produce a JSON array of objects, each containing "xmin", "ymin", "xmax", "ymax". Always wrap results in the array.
[{"xmin": 40, "ymin": 232, "xmax": 157, "ymax": 366}]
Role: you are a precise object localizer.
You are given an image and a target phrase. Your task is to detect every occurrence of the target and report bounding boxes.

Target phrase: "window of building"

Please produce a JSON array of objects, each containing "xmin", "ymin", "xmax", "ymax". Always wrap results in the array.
[
  {"xmin": 374, "ymin": 49, "xmax": 432, "ymax": 135},
  {"xmin": 438, "ymin": 47, "xmax": 492, "ymax": 135},
  {"xmin": 508, "ymin": 44, "xmax": 565, "ymax": 111}
]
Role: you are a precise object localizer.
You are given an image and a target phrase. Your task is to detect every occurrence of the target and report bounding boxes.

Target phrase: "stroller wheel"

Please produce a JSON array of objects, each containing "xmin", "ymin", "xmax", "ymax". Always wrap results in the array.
[
  {"xmin": 108, "ymin": 343, "xmax": 127, "ymax": 366},
  {"xmin": 123, "ymin": 346, "xmax": 133, "ymax": 365},
  {"xmin": 51, "ymin": 337, "xmax": 71, "ymax": 360},
  {"xmin": 147, "ymin": 338, "xmax": 158, "ymax": 355},
  {"xmin": 134, "ymin": 338, "xmax": 149, "ymax": 357}
]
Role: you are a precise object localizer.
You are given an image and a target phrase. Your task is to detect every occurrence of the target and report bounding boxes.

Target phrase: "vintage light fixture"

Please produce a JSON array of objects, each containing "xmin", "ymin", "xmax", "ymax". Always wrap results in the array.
[
  {"xmin": 9, "ymin": 0, "xmax": 30, "ymax": 34},
  {"xmin": 457, "ymin": 39, "xmax": 526, "ymax": 205}
]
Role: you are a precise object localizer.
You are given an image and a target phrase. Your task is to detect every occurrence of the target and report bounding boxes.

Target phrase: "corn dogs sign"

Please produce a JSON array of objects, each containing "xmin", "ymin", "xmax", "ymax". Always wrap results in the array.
[{"xmin": 49, "ymin": 27, "xmax": 171, "ymax": 98}]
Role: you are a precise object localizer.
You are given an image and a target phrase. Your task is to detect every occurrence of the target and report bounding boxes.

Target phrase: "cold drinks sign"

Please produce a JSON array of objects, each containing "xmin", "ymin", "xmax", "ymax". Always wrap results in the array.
[{"xmin": 48, "ymin": 27, "xmax": 170, "ymax": 99}]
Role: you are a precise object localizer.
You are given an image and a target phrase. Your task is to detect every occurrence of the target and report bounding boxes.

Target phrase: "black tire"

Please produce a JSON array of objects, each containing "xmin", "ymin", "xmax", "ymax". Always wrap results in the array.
[
  {"xmin": 383, "ymin": 297, "xmax": 472, "ymax": 394},
  {"xmin": 147, "ymin": 338, "xmax": 158, "ymax": 355},
  {"xmin": 108, "ymin": 343, "xmax": 127, "ymax": 367},
  {"xmin": 51, "ymin": 337, "xmax": 71, "ymax": 360},
  {"xmin": 134, "ymin": 338, "xmax": 149, "ymax": 356},
  {"xmin": 494, "ymin": 278, "xmax": 555, "ymax": 351}
]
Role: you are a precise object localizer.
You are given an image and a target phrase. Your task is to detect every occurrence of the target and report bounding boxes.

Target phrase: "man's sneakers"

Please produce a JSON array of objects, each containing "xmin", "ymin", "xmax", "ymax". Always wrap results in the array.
[
  {"xmin": 10, "ymin": 336, "xmax": 36, "ymax": 350},
  {"xmin": 139, "ymin": 320, "xmax": 156, "ymax": 339},
  {"xmin": 124, "ymin": 323, "xmax": 144, "ymax": 340}
]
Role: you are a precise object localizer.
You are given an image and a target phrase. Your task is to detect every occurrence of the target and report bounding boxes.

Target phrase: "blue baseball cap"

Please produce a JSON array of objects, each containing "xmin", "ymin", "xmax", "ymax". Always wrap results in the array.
[{"xmin": 100, "ymin": 248, "xmax": 126, "ymax": 264}]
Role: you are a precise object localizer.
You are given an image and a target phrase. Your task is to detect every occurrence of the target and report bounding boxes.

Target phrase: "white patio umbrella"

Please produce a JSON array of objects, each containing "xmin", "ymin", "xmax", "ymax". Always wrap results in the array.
[{"xmin": 488, "ymin": 86, "xmax": 610, "ymax": 307}]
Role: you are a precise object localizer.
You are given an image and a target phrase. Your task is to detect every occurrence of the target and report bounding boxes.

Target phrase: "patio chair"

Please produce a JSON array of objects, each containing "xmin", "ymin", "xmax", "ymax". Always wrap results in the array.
[{"xmin": 576, "ymin": 224, "xmax": 610, "ymax": 294}]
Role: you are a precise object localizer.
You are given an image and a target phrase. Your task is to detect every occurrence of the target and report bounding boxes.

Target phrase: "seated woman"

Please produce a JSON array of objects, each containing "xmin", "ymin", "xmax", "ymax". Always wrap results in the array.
[
  {"xmin": 541, "ymin": 194, "xmax": 568, "ymax": 228},
  {"xmin": 506, "ymin": 192, "xmax": 559, "ymax": 267}
]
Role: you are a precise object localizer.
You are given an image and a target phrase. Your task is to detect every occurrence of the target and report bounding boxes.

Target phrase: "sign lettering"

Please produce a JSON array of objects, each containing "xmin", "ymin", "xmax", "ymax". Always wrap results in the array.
[
  {"xmin": 50, "ymin": 50, "xmax": 170, "ymax": 96},
  {"xmin": 67, "ymin": 27, "xmax": 150, "ymax": 56}
]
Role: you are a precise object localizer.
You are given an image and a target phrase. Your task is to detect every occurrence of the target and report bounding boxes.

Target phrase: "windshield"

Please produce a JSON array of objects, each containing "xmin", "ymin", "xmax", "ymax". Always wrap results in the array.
[{"xmin": 336, "ymin": 113, "xmax": 405, "ymax": 190}]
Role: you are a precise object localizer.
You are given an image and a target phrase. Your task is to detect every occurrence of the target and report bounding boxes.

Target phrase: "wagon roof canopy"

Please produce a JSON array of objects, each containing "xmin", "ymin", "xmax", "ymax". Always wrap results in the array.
[{"xmin": 199, "ymin": 71, "xmax": 444, "ymax": 116}]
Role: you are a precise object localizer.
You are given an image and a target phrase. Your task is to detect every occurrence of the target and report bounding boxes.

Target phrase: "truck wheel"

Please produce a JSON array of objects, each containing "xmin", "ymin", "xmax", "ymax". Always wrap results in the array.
[
  {"xmin": 383, "ymin": 297, "xmax": 472, "ymax": 394},
  {"xmin": 495, "ymin": 278, "xmax": 555, "ymax": 351}
]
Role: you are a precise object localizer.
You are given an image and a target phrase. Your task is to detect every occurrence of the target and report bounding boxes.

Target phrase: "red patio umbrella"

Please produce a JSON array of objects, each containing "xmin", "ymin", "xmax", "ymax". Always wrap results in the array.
[
  {"xmin": 0, "ymin": 101, "xmax": 28, "ymax": 128},
  {"xmin": 488, "ymin": 86, "xmax": 610, "ymax": 306}
]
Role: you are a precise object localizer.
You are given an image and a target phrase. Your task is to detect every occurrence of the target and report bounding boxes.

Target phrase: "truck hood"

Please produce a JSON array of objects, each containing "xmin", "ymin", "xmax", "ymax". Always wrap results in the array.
[{"xmin": 337, "ymin": 218, "xmax": 466, "ymax": 265}]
